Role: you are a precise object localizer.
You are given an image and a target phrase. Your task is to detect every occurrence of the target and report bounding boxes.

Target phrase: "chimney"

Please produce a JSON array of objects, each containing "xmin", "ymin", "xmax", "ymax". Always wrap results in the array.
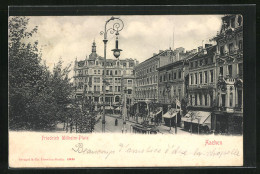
[
  {"xmin": 198, "ymin": 46, "xmax": 203, "ymax": 52},
  {"xmin": 153, "ymin": 53, "xmax": 157, "ymax": 56},
  {"xmin": 159, "ymin": 50, "xmax": 163, "ymax": 53},
  {"xmin": 205, "ymin": 44, "xmax": 213, "ymax": 48}
]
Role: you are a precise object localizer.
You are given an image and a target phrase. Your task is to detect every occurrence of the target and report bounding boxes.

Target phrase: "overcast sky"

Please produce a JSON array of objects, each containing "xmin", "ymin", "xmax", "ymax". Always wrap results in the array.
[{"xmin": 26, "ymin": 15, "xmax": 223, "ymax": 70}]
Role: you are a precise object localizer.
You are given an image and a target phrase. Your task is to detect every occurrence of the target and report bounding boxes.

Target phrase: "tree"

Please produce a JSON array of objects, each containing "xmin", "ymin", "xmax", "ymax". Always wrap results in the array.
[{"xmin": 9, "ymin": 17, "xmax": 73, "ymax": 131}]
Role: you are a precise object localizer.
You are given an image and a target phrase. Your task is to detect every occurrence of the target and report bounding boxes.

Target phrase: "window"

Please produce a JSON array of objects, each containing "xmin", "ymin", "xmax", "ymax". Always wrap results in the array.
[
  {"xmin": 220, "ymin": 46, "xmax": 224, "ymax": 56},
  {"xmin": 229, "ymin": 43, "xmax": 234, "ymax": 53},
  {"xmin": 128, "ymin": 89, "xmax": 132, "ymax": 94},
  {"xmin": 195, "ymin": 94, "xmax": 197, "ymax": 105},
  {"xmin": 106, "ymin": 70, "xmax": 109, "ymax": 75},
  {"xmin": 219, "ymin": 66, "xmax": 223, "ymax": 76},
  {"xmin": 200, "ymin": 60, "xmax": 203, "ymax": 66},
  {"xmin": 238, "ymin": 63, "xmax": 243, "ymax": 77},
  {"xmin": 204, "ymin": 71, "xmax": 208, "ymax": 83},
  {"xmin": 228, "ymin": 65, "xmax": 232, "ymax": 77},
  {"xmin": 98, "ymin": 70, "xmax": 100, "ymax": 74},
  {"xmin": 239, "ymin": 40, "xmax": 243, "ymax": 50},
  {"xmin": 128, "ymin": 79, "xmax": 133, "ymax": 84},
  {"xmin": 115, "ymin": 96, "xmax": 120, "ymax": 102},
  {"xmin": 199, "ymin": 72, "xmax": 202, "ymax": 84},
  {"xmin": 230, "ymin": 93, "xmax": 233, "ymax": 107},
  {"xmin": 110, "ymin": 70, "xmax": 113, "ymax": 75},
  {"xmin": 195, "ymin": 73, "xmax": 198, "ymax": 84},
  {"xmin": 163, "ymin": 75, "xmax": 166, "ymax": 81},
  {"xmin": 94, "ymin": 70, "xmax": 97, "ymax": 74},
  {"xmin": 118, "ymin": 86, "xmax": 121, "ymax": 92},
  {"xmin": 115, "ymin": 70, "xmax": 117, "ymax": 75},
  {"xmin": 168, "ymin": 73, "xmax": 171, "ymax": 80},
  {"xmin": 199, "ymin": 94, "xmax": 202, "ymax": 105},
  {"xmin": 94, "ymin": 77, "xmax": 100, "ymax": 83},
  {"xmin": 178, "ymin": 71, "xmax": 182, "ymax": 79},
  {"xmin": 221, "ymin": 94, "xmax": 226, "ymax": 107},
  {"xmin": 205, "ymin": 58, "xmax": 208, "ymax": 65},
  {"xmin": 160, "ymin": 75, "xmax": 162, "ymax": 82},
  {"xmin": 205, "ymin": 95, "xmax": 208, "ymax": 106},
  {"xmin": 190, "ymin": 74, "xmax": 193, "ymax": 85},
  {"xmin": 96, "ymin": 61, "xmax": 98, "ymax": 65},
  {"xmin": 210, "ymin": 70, "xmax": 214, "ymax": 82},
  {"xmin": 174, "ymin": 72, "xmax": 176, "ymax": 79},
  {"xmin": 150, "ymin": 68, "xmax": 152, "ymax": 72},
  {"xmin": 190, "ymin": 62, "xmax": 193, "ymax": 68},
  {"xmin": 109, "ymin": 86, "xmax": 112, "ymax": 92},
  {"xmin": 195, "ymin": 61, "xmax": 198, "ymax": 67}
]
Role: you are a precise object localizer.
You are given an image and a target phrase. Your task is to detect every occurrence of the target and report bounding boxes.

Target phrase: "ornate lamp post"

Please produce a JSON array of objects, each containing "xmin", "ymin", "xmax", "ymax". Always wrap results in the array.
[{"xmin": 100, "ymin": 17, "xmax": 124, "ymax": 133}]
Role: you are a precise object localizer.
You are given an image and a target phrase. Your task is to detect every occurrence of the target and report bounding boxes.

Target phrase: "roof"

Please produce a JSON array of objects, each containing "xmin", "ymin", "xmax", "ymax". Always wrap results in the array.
[
  {"xmin": 157, "ymin": 52, "xmax": 198, "ymax": 70},
  {"xmin": 135, "ymin": 49, "xmax": 174, "ymax": 69},
  {"xmin": 189, "ymin": 45, "xmax": 216, "ymax": 61}
]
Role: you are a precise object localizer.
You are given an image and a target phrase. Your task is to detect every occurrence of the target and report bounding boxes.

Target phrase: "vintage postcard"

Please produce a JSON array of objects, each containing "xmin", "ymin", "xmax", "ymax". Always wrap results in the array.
[{"xmin": 9, "ymin": 14, "xmax": 243, "ymax": 167}]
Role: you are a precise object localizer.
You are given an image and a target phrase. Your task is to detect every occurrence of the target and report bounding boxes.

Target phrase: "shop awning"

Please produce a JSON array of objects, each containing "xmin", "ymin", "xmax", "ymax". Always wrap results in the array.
[
  {"xmin": 181, "ymin": 111, "xmax": 211, "ymax": 128},
  {"xmin": 105, "ymin": 106, "xmax": 114, "ymax": 110},
  {"xmin": 162, "ymin": 108, "xmax": 179, "ymax": 118},
  {"xmin": 115, "ymin": 107, "xmax": 121, "ymax": 111}
]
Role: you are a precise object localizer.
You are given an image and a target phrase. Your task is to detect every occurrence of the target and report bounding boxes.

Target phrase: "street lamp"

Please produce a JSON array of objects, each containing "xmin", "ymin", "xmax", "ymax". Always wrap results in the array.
[{"xmin": 100, "ymin": 17, "xmax": 124, "ymax": 133}]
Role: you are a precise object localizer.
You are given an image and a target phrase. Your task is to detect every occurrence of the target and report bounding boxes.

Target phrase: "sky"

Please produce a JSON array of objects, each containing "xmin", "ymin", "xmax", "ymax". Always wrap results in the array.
[{"xmin": 25, "ymin": 15, "xmax": 223, "ymax": 70}]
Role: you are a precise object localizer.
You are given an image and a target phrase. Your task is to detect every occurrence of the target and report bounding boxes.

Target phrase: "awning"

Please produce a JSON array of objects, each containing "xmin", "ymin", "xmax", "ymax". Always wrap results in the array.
[
  {"xmin": 162, "ymin": 108, "xmax": 178, "ymax": 118},
  {"xmin": 115, "ymin": 107, "xmax": 121, "ymax": 111},
  {"xmin": 105, "ymin": 106, "xmax": 113, "ymax": 110},
  {"xmin": 181, "ymin": 111, "xmax": 211, "ymax": 128}
]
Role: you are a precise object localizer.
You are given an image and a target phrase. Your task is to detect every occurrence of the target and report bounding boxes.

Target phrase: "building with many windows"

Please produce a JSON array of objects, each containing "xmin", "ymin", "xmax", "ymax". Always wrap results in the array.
[
  {"xmin": 134, "ymin": 49, "xmax": 175, "ymax": 102},
  {"xmin": 187, "ymin": 44, "xmax": 217, "ymax": 108},
  {"xmin": 73, "ymin": 41, "xmax": 138, "ymax": 107},
  {"xmin": 157, "ymin": 50, "xmax": 196, "ymax": 104},
  {"xmin": 212, "ymin": 14, "xmax": 243, "ymax": 134}
]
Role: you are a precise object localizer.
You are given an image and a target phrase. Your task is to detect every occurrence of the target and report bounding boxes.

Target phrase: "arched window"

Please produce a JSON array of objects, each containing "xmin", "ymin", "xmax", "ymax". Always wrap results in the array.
[{"xmin": 115, "ymin": 96, "xmax": 120, "ymax": 102}]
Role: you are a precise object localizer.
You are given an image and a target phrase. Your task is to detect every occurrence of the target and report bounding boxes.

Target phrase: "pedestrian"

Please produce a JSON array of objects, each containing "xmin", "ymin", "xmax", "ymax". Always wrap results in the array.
[
  {"xmin": 122, "ymin": 127, "xmax": 124, "ymax": 133},
  {"xmin": 115, "ymin": 119, "xmax": 118, "ymax": 126}
]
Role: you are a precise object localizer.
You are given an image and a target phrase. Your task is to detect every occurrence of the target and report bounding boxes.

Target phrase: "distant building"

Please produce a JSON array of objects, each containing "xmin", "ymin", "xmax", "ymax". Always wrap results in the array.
[
  {"xmin": 73, "ymin": 41, "xmax": 138, "ymax": 107},
  {"xmin": 134, "ymin": 49, "xmax": 175, "ymax": 102},
  {"xmin": 212, "ymin": 14, "xmax": 243, "ymax": 134}
]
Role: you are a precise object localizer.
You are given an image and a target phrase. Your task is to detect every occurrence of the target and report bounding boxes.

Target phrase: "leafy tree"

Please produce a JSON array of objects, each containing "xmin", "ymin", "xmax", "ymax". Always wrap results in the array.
[{"xmin": 9, "ymin": 16, "xmax": 97, "ymax": 132}]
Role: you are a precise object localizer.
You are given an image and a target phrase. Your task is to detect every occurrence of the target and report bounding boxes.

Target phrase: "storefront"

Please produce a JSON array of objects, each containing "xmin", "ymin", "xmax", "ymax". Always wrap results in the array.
[
  {"xmin": 181, "ymin": 111, "xmax": 211, "ymax": 134},
  {"xmin": 162, "ymin": 108, "xmax": 181, "ymax": 127}
]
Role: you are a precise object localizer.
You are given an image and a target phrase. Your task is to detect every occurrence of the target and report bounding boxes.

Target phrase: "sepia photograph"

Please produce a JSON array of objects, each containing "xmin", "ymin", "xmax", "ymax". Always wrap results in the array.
[{"xmin": 8, "ymin": 13, "xmax": 245, "ymax": 167}]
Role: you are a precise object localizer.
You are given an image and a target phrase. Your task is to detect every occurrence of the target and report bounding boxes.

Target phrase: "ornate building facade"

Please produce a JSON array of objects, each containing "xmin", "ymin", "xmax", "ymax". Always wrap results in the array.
[
  {"xmin": 73, "ymin": 41, "xmax": 138, "ymax": 107},
  {"xmin": 212, "ymin": 14, "xmax": 243, "ymax": 134}
]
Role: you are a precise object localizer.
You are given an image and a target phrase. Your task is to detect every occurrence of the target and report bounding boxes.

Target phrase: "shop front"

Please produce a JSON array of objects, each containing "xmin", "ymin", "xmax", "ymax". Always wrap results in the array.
[{"xmin": 181, "ymin": 111, "xmax": 211, "ymax": 134}]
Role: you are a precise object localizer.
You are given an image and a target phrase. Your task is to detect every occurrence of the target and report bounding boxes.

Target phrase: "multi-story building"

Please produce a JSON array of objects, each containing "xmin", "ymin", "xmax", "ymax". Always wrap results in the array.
[
  {"xmin": 134, "ymin": 49, "xmax": 175, "ymax": 102},
  {"xmin": 187, "ymin": 44, "xmax": 217, "ymax": 109},
  {"xmin": 212, "ymin": 14, "xmax": 243, "ymax": 134},
  {"xmin": 157, "ymin": 50, "xmax": 195, "ymax": 104},
  {"xmin": 73, "ymin": 41, "xmax": 138, "ymax": 107}
]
